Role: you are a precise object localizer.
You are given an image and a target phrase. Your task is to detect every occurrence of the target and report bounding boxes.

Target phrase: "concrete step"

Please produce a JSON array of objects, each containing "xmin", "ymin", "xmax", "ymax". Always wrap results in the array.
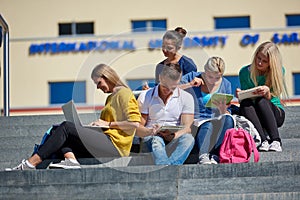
[
  {"xmin": 1, "ymin": 105, "xmax": 298, "ymax": 126},
  {"xmin": 0, "ymin": 105, "xmax": 299, "ymax": 199},
  {"xmin": 0, "ymin": 123, "xmax": 298, "ymax": 139},
  {"xmin": 1, "ymin": 134, "xmax": 299, "ymax": 151},
  {"xmin": 2, "ymin": 144, "xmax": 300, "ymax": 171},
  {"xmin": 0, "ymin": 106, "xmax": 299, "ymax": 143},
  {"xmin": 1, "ymin": 125, "xmax": 299, "ymax": 143},
  {"xmin": 0, "ymin": 113, "xmax": 98, "ymax": 126},
  {"xmin": 0, "ymin": 125, "xmax": 51, "ymax": 137},
  {"xmin": 0, "ymin": 161, "xmax": 299, "ymax": 199},
  {"xmin": 182, "ymin": 192, "xmax": 300, "ymax": 200},
  {"xmin": 0, "ymin": 130, "xmax": 299, "ymax": 170},
  {"xmin": 0, "ymin": 114, "xmax": 298, "ymax": 152}
]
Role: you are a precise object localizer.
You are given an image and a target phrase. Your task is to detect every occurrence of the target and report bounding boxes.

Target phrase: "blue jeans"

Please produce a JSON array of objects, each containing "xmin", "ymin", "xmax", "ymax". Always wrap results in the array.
[
  {"xmin": 143, "ymin": 133, "xmax": 194, "ymax": 165},
  {"xmin": 195, "ymin": 115, "xmax": 234, "ymax": 155}
]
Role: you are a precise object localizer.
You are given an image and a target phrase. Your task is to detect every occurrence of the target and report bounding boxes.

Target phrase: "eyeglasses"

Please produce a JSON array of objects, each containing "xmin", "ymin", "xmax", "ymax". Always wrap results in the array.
[
  {"xmin": 162, "ymin": 44, "xmax": 176, "ymax": 52},
  {"xmin": 160, "ymin": 81, "xmax": 178, "ymax": 92}
]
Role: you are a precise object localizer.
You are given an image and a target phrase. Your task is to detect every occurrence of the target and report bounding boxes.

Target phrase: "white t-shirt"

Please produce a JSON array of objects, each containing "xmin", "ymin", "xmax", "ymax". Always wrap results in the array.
[{"xmin": 138, "ymin": 85, "xmax": 194, "ymax": 128}]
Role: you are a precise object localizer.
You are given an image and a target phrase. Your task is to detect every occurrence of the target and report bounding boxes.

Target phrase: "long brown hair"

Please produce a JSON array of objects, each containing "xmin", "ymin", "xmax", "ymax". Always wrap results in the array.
[{"xmin": 91, "ymin": 63, "xmax": 127, "ymax": 88}]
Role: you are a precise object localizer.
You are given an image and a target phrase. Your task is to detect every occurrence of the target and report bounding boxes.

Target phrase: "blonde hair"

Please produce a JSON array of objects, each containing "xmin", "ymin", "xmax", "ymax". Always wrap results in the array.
[
  {"xmin": 204, "ymin": 56, "xmax": 225, "ymax": 75},
  {"xmin": 91, "ymin": 63, "xmax": 127, "ymax": 88},
  {"xmin": 250, "ymin": 41, "xmax": 285, "ymax": 97}
]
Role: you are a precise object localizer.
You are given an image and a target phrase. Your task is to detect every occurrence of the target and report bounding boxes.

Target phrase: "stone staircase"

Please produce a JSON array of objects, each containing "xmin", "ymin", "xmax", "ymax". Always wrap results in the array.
[{"xmin": 0, "ymin": 106, "xmax": 299, "ymax": 199}]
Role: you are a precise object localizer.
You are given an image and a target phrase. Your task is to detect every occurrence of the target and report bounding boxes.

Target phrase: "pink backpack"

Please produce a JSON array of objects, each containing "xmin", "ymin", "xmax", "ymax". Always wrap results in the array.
[{"xmin": 219, "ymin": 128, "xmax": 260, "ymax": 163}]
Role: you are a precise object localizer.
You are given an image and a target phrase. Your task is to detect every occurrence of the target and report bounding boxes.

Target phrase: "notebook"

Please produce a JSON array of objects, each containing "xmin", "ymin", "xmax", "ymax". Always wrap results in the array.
[
  {"xmin": 62, "ymin": 100, "xmax": 109, "ymax": 130},
  {"xmin": 237, "ymin": 87, "xmax": 262, "ymax": 101}
]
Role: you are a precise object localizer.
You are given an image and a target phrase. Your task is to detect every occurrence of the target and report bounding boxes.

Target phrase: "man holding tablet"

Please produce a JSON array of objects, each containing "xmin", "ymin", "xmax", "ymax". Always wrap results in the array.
[{"xmin": 136, "ymin": 63, "xmax": 195, "ymax": 165}]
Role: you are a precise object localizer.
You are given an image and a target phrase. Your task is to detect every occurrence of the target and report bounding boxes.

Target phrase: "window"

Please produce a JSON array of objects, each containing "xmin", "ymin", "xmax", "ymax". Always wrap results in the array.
[
  {"xmin": 286, "ymin": 14, "xmax": 300, "ymax": 27},
  {"xmin": 59, "ymin": 22, "xmax": 94, "ymax": 36},
  {"xmin": 59, "ymin": 23, "xmax": 72, "ymax": 35},
  {"xmin": 76, "ymin": 22, "xmax": 94, "ymax": 34},
  {"xmin": 223, "ymin": 75, "xmax": 240, "ymax": 96},
  {"xmin": 132, "ymin": 21, "xmax": 147, "ymax": 32},
  {"xmin": 293, "ymin": 73, "xmax": 300, "ymax": 95},
  {"xmin": 127, "ymin": 79, "xmax": 155, "ymax": 91},
  {"xmin": 49, "ymin": 81, "xmax": 86, "ymax": 104},
  {"xmin": 132, "ymin": 19, "xmax": 167, "ymax": 32},
  {"xmin": 214, "ymin": 16, "xmax": 250, "ymax": 29}
]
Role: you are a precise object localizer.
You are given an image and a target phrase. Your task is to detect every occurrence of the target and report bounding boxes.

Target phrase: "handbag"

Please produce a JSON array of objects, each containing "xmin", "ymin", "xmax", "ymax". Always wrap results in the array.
[{"xmin": 32, "ymin": 124, "xmax": 59, "ymax": 158}]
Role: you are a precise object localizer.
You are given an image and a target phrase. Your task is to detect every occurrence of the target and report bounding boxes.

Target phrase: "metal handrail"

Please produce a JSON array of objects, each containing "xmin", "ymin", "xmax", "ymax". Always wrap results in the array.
[{"xmin": 0, "ymin": 14, "xmax": 9, "ymax": 116}]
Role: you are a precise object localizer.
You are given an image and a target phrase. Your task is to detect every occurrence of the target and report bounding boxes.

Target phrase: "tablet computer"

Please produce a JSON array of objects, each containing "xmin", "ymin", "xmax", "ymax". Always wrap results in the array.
[
  {"xmin": 205, "ymin": 93, "xmax": 233, "ymax": 108},
  {"xmin": 158, "ymin": 125, "xmax": 185, "ymax": 132}
]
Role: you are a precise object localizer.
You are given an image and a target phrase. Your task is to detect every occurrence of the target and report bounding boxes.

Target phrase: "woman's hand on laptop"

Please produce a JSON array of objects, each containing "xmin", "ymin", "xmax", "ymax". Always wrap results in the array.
[{"xmin": 89, "ymin": 119, "xmax": 110, "ymax": 127}]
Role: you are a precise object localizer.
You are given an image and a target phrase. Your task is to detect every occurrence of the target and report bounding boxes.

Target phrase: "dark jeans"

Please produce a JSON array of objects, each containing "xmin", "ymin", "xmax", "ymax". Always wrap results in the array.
[
  {"xmin": 37, "ymin": 121, "xmax": 120, "ymax": 160},
  {"xmin": 239, "ymin": 97, "xmax": 285, "ymax": 142}
]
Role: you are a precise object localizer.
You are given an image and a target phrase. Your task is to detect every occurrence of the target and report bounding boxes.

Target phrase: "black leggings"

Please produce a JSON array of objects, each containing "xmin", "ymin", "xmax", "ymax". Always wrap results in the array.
[
  {"xmin": 37, "ymin": 121, "xmax": 120, "ymax": 160},
  {"xmin": 239, "ymin": 97, "xmax": 285, "ymax": 142}
]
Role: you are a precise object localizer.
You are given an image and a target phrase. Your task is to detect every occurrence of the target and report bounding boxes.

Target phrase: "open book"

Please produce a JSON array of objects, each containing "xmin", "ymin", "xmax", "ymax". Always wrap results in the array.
[
  {"xmin": 205, "ymin": 93, "xmax": 233, "ymax": 108},
  {"xmin": 237, "ymin": 87, "xmax": 262, "ymax": 101},
  {"xmin": 194, "ymin": 114, "xmax": 234, "ymax": 127}
]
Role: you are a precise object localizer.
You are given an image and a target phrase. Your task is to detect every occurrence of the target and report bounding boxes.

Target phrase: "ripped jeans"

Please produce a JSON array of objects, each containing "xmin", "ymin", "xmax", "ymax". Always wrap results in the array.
[{"xmin": 143, "ymin": 133, "xmax": 194, "ymax": 165}]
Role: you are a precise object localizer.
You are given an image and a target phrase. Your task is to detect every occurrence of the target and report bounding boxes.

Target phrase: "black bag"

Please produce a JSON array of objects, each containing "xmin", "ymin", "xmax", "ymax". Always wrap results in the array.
[{"xmin": 32, "ymin": 124, "xmax": 59, "ymax": 158}]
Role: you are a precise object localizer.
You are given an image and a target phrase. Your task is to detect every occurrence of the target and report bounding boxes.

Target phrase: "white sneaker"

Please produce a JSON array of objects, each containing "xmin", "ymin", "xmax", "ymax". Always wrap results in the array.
[
  {"xmin": 5, "ymin": 159, "xmax": 36, "ymax": 171},
  {"xmin": 259, "ymin": 140, "xmax": 270, "ymax": 151},
  {"xmin": 198, "ymin": 153, "xmax": 211, "ymax": 164},
  {"xmin": 210, "ymin": 155, "xmax": 219, "ymax": 164},
  {"xmin": 269, "ymin": 141, "xmax": 282, "ymax": 152},
  {"xmin": 49, "ymin": 158, "xmax": 81, "ymax": 169}
]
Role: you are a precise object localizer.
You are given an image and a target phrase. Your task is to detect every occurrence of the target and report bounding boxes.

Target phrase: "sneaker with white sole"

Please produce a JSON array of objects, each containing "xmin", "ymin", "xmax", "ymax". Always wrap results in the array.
[
  {"xmin": 49, "ymin": 158, "xmax": 81, "ymax": 169},
  {"xmin": 259, "ymin": 140, "xmax": 270, "ymax": 151},
  {"xmin": 269, "ymin": 141, "xmax": 282, "ymax": 152},
  {"xmin": 210, "ymin": 154, "xmax": 219, "ymax": 164},
  {"xmin": 5, "ymin": 159, "xmax": 36, "ymax": 171},
  {"xmin": 198, "ymin": 153, "xmax": 211, "ymax": 164}
]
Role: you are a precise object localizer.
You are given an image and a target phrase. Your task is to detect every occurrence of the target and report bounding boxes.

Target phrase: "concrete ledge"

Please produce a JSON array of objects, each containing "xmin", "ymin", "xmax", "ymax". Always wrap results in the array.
[
  {"xmin": 35, "ymin": 154, "xmax": 155, "ymax": 169},
  {"xmin": 0, "ymin": 162, "xmax": 299, "ymax": 199},
  {"xmin": 1, "ymin": 107, "xmax": 300, "ymax": 199},
  {"xmin": 179, "ymin": 192, "xmax": 300, "ymax": 200},
  {"xmin": 1, "ymin": 138, "xmax": 300, "ymax": 170}
]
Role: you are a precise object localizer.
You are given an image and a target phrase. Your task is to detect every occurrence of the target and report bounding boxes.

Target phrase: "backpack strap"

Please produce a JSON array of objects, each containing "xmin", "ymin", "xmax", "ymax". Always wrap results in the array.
[
  {"xmin": 240, "ymin": 128, "xmax": 260, "ymax": 162},
  {"xmin": 245, "ymin": 128, "xmax": 260, "ymax": 162},
  {"xmin": 251, "ymin": 137, "xmax": 260, "ymax": 162}
]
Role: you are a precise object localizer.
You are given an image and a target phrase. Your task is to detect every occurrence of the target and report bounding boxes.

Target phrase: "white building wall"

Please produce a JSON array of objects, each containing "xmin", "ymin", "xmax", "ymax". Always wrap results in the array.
[{"xmin": 0, "ymin": 0, "xmax": 299, "ymax": 114}]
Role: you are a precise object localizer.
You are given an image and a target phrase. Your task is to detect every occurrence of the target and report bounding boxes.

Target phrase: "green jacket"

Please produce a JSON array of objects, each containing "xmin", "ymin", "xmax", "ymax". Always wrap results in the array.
[{"xmin": 239, "ymin": 65, "xmax": 284, "ymax": 110}]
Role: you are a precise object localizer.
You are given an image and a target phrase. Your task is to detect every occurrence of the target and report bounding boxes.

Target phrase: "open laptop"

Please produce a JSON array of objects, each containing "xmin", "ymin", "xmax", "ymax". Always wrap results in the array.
[{"xmin": 62, "ymin": 100, "xmax": 109, "ymax": 130}]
